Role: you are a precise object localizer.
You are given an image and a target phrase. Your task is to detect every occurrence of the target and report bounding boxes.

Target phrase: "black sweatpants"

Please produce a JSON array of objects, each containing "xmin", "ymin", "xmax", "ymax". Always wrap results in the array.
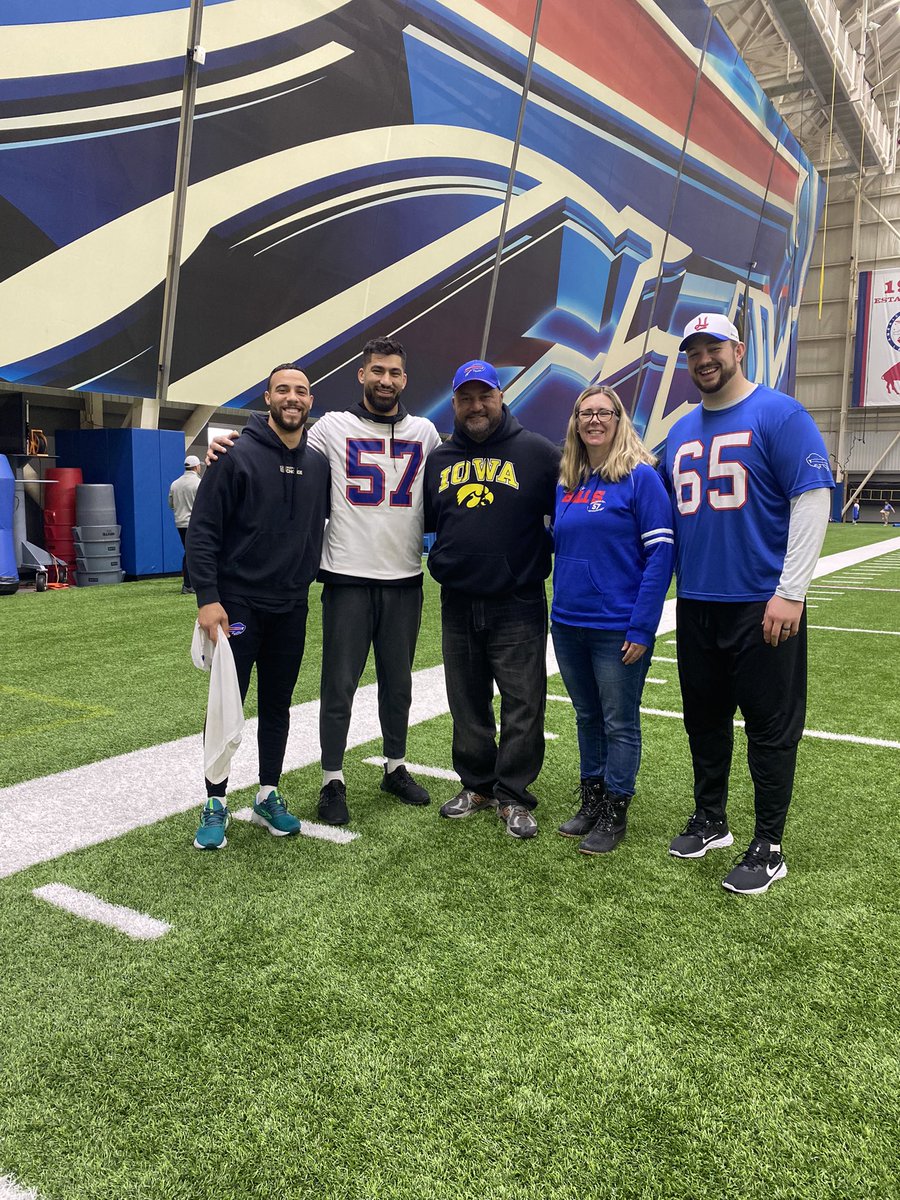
[
  {"xmin": 205, "ymin": 599, "xmax": 308, "ymax": 797},
  {"xmin": 319, "ymin": 583, "xmax": 423, "ymax": 771},
  {"xmin": 675, "ymin": 598, "xmax": 807, "ymax": 843}
]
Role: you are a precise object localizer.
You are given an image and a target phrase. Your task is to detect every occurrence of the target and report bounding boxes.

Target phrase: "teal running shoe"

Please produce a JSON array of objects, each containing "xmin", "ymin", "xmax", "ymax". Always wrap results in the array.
[
  {"xmin": 251, "ymin": 789, "xmax": 301, "ymax": 837},
  {"xmin": 193, "ymin": 797, "xmax": 230, "ymax": 850}
]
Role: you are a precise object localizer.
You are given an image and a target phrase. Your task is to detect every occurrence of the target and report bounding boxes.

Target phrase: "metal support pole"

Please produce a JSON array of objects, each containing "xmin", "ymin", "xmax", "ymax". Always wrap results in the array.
[
  {"xmin": 479, "ymin": 0, "xmax": 543, "ymax": 361},
  {"xmin": 842, "ymin": 429, "xmax": 900, "ymax": 515},
  {"xmin": 834, "ymin": 175, "xmax": 864, "ymax": 503},
  {"xmin": 156, "ymin": 0, "xmax": 205, "ymax": 406}
]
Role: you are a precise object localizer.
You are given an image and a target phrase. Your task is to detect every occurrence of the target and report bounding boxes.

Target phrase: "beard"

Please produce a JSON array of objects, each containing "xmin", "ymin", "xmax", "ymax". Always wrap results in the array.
[
  {"xmin": 692, "ymin": 358, "xmax": 738, "ymax": 394},
  {"xmin": 364, "ymin": 382, "xmax": 400, "ymax": 413},
  {"xmin": 456, "ymin": 412, "xmax": 501, "ymax": 442},
  {"xmin": 268, "ymin": 404, "xmax": 307, "ymax": 431}
]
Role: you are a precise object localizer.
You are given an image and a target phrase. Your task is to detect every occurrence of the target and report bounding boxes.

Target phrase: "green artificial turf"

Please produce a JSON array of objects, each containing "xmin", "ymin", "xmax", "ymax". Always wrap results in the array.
[{"xmin": 0, "ymin": 529, "xmax": 898, "ymax": 1199}]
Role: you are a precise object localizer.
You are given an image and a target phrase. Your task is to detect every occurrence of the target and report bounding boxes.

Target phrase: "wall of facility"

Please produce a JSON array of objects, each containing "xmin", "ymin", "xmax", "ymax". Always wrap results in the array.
[{"xmin": 0, "ymin": 0, "xmax": 822, "ymax": 444}]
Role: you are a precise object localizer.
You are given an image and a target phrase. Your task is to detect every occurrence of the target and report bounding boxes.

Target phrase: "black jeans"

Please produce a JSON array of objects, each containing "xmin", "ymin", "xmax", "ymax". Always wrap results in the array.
[
  {"xmin": 205, "ymin": 599, "xmax": 308, "ymax": 797},
  {"xmin": 676, "ymin": 598, "xmax": 807, "ymax": 842},
  {"xmin": 441, "ymin": 585, "xmax": 548, "ymax": 809},
  {"xmin": 177, "ymin": 527, "xmax": 191, "ymax": 589},
  {"xmin": 319, "ymin": 583, "xmax": 423, "ymax": 770}
]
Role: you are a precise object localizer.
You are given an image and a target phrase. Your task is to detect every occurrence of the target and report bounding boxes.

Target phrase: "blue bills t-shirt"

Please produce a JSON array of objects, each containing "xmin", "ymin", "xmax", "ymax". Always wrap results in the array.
[{"xmin": 660, "ymin": 386, "xmax": 834, "ymax": 601}]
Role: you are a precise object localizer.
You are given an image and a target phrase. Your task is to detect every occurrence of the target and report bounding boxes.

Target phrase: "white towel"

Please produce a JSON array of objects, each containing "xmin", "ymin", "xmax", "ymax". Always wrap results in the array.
[{"xmin": 191, "ymin": 622, "xmax": 244, "ymax": 785}]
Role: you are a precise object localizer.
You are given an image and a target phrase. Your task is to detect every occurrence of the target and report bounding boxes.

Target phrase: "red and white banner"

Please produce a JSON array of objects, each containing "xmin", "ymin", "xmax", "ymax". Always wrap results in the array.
[{"xmin": 853, "ymin": 268, "xmax": 900, "ymax": 407}]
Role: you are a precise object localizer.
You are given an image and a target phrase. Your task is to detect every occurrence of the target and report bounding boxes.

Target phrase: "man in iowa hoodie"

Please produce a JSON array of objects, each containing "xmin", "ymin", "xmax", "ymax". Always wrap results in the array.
[
  {"xmin": 186, "ymin": 365, "xmax": 329, "ymax": 850},
  {"xmin": 424, "ymin": 361, "xmax": 560, "ymax": 839}
]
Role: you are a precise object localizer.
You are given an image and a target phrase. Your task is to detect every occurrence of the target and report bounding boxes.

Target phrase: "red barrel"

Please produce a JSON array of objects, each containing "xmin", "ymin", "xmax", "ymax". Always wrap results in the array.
[{"xmin": 44, "ymin": 467, "xmax": 82, "ymax": 524}]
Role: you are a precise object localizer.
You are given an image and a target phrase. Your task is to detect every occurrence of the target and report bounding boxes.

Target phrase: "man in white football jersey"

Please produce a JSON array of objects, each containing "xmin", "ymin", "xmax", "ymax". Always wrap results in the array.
[
  {"xmin": 308, "ymin": 337, "xmax": 441, "ymax": 824},
  {"xmin": 208, "ymin": 338, "xmax": 441, "ymax": 826}
]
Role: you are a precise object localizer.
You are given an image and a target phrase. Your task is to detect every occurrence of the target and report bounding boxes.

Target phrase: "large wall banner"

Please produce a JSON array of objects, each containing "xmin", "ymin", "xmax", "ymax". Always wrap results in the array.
[
  {"xmin": 0, "ymin": 0, "xmax": 824, "ymax": 446},
  {"xmin": 853, "ymin": 268, "xmax": 900, "ymax": 408}
]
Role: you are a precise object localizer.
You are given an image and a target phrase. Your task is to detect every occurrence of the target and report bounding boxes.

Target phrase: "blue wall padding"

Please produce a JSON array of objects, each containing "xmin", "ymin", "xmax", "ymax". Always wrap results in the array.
[
  {"xmin": 0, "ymin": 455, "xmax": 19, "ymax": 581},
  {"xmin": 55, "ymin": 430, "xmax": 184, "ymax": 575}
]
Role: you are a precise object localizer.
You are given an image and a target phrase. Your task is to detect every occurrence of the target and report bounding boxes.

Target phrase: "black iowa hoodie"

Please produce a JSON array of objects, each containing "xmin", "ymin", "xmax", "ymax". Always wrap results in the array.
[
  {"xmin": 187, "ymin": 412, "xmax": 329, "ymax": 608},
  {"xmin": 424, "ymin": 406, "xmax": 560, "ymax": 596}
]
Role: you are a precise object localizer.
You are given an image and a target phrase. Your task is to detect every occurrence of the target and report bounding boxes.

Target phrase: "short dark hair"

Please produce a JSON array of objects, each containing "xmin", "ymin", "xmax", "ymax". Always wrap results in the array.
[
  {"xmin": 266, "ymin": 363, "xmax": 305, "ymax": 391},
  {"xmin": 362, "ymin": 337, "xmax": 406, "ymax": 368}
]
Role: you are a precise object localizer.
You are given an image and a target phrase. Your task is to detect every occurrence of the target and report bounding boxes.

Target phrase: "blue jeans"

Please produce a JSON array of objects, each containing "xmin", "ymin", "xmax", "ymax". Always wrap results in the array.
[{"xmin": 550, "ymin": 623, "xmax": 653, "ymax": 796}]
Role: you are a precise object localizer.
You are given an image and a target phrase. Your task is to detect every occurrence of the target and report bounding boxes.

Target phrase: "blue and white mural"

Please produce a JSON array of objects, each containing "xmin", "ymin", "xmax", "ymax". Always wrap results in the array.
[{"xmin": 0, "ymin": 0, "xmax": 821, "ymax": 444}]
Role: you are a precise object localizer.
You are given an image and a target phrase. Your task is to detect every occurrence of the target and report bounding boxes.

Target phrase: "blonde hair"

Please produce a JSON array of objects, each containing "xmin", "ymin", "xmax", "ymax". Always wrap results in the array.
[{"xmin": 559, "ymin": 385, "xmax": 657, "ymax": 489}]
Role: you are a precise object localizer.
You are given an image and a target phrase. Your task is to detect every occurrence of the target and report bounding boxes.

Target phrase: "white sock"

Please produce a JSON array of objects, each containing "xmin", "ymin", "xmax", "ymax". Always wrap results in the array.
[
  {"xmin": 323, "ymin": 770, "xmax": 344, "ymax": 786},
  {"xmin": 770, "ymin": 842, "xmax": 781, "ymax": 852},
  {"xmin": 386, "ymin": 758, "xmax": 404, "ymax": 775},
  {"xmin": 257, "ymin": 785, "xmax": 277, "ymax": 801}
]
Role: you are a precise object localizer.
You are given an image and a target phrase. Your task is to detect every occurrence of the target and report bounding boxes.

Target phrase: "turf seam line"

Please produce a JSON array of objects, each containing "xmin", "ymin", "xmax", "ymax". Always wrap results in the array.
[
  {"xmin": 230, "ymin": 808, "xmax": 359, "ymax": 844},
  {"xmin": 32, "ymin": 883, "xmax": 171, "ymax": 940}
]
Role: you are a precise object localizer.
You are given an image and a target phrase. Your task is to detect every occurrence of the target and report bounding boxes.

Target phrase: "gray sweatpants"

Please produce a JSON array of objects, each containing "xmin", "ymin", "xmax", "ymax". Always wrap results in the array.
[{"xmin": 319, "ymin": 582, "xmax": 424, "ymax": 770}]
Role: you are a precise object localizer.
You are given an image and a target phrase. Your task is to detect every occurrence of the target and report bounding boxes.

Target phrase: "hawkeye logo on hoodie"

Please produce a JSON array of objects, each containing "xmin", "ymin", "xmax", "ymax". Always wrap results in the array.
[{"xmin": 437, "ymin": 458, "xmax": 520, "ymax": 502}]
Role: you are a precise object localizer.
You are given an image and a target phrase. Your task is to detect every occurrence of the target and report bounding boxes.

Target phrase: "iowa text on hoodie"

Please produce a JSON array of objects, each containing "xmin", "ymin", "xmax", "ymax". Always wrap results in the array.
[
  {"xmin": 424, "ymin": 407, "xmax": 560, "ymax": 596},
  {"xmin": 187, "ymin": 413, "xmax": 330, "ymax": 607}
]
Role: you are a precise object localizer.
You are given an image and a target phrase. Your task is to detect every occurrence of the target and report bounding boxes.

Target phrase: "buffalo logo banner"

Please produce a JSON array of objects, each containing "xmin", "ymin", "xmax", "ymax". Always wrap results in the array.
[{"xmin": 853, "ymin": 268, "xmax": 900, "ymax": 408}]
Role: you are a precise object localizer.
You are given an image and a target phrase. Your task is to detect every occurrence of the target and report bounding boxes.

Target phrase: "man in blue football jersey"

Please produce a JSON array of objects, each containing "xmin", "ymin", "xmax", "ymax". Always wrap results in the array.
[{"xmin": 662, "ymin": 314, "xmax": 833, "ymax": 895}]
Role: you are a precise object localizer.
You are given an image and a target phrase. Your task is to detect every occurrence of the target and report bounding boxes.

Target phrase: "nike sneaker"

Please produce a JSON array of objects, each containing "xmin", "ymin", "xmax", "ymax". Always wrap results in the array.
[{"xmin": 722, "ymin": 839, "xmax": 787, "ymax": 895}]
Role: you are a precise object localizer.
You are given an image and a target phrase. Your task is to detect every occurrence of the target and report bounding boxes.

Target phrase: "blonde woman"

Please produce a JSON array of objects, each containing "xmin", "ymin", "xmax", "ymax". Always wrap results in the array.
[{"xmin": 551, "ymin": 386, "xmax": 674, "ymax": 854}]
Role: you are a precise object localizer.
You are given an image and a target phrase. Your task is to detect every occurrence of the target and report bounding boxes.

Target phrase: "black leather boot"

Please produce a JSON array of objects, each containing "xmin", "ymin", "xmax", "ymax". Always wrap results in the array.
[
  {"xmin": 578, "ymin": 791, "xmax": 631, "ymax": 854},
  {"xmin": 558, "ymin": 778, "xmax": 606, "ymax": 837}
]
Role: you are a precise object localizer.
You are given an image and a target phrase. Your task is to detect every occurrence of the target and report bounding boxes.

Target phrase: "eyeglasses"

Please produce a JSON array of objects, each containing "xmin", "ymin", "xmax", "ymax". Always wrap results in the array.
[{"xmin": 576, "ymin": 407, "xmax": 618, "ymax": 424}]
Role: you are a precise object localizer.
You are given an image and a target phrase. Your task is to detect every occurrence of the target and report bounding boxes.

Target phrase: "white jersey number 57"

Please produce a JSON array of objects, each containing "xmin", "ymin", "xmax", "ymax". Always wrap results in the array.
[{"xmin": 672, "ymin": 432, "xmax": 752, "ymax": 515}]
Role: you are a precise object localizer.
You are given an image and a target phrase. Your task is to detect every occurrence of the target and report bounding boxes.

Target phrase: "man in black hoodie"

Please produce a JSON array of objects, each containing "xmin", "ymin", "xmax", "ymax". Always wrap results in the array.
[
  {"xmin": 186, "ymin": 365, "xmax": 330, "ymax": 850},
  {"xmin": 424, "ymin": 361, "xmax": 561, "ymax": 838}
]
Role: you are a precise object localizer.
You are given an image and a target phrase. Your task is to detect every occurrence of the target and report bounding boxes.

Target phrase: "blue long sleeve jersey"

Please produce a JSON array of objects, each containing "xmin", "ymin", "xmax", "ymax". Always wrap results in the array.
[{"xmin": 551, "ymin": 463, "xmax": 675, "ymax": 645}]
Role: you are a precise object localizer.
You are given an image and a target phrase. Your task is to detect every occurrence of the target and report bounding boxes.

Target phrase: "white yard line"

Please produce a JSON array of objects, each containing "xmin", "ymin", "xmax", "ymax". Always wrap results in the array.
[
  {"xmin": 635, "ymin": 707, "xmax": 900, "ymax": 750},
  {"xmin": 645, "ymin": 677, "xmax": 669, "ymax": 684},
  {"xmin": 653, "ymin": 655, "xmax": 677, "ymax": 663},
  {"xmin": 231, "ymin": 808, "xmax": 359, "ymax": 844},
  {"xmin": 1, "ymin": 538, "xmax": 898, "ymax": 881},
  {"xmin": 0, "ymin": 1177, "xmax": 39, "ymax": 1200},
  {"xmin": 0, "ymin": 665, "xmax": 449, "ymax": 880},
  {"xmin": 810, "ymin": 625, "xmax": 900, "ymax": 635},
  {"xmin": 32, "ymin": 883, "xmax": 171, "ymax": 940},
  {"xmin": 363, "ymin": 757, "xmax": 459, "ymax": 782}
]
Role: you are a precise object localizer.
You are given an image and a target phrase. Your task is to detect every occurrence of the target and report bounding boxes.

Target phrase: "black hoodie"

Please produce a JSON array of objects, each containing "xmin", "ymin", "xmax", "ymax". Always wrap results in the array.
[
  {"xmin": 187, "ymin": 413, "xmax": 330, "ymax": 609},
  {"xmin": 424, "ymin": 406, "xmax": 560, "ymax": 596}
]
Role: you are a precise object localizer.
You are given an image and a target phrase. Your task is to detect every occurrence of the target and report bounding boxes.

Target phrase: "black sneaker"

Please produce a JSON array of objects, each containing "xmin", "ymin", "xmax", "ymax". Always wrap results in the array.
[
  {"xmin": 722, "ymin": 839, "xmax": 787, "ymax": 895},
  {"xmin": 578, "ymin": 792, "xmax": 630, "ymax": 855},
  {"xmin": 668, "ymin": 812, "xmax": 733, "ymax": 858},
  {"xmin": 318, "ymin": 779, "xmax": 349, "ymax": 826},
  {"xmin": 558, "ymin": 778, "xmax": 606, "ymax": 837},
  {"xmin": 381, "ymin": 764, "xmax": 430, "ymax": 806}
]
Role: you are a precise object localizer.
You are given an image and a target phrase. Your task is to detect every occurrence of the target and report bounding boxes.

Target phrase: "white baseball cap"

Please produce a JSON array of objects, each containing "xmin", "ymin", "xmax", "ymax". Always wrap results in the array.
[
  {"xmin": 679, "ymin": 314, "xmax": 740, "ymax": 351},
  {"xmin": 184, "ymin": 454, "xmax": 201, "ymax": 467}
]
